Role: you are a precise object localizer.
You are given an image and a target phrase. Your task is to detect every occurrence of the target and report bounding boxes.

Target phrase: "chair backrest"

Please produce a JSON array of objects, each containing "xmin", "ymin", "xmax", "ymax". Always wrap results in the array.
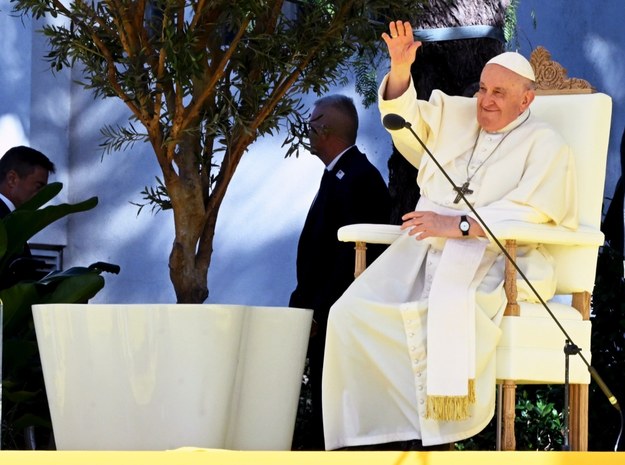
[
  {"xmin": 526, "ymin": 46, "xmax": 614, "ymax": 294},
  {"xmin": 530, "ymin": 93, "xmax": 611, "ymax": 294},
  {"xmin": 530, "ymin": 94, "xmax": 611, "ymax": 230},
  {"xmin": 527, "ymin": 47, "xmax": 613, "ymax": 294}
]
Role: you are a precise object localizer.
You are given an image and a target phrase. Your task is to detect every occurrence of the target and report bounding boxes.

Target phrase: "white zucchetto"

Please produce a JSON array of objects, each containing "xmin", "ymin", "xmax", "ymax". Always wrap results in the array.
[{"xmin": 486, "ymin": 52, "xmax": 536, "ymax": 82}]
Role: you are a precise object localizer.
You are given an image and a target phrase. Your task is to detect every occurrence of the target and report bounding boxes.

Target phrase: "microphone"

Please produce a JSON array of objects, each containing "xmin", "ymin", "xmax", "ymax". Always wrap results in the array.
[
  {"xmin": 383, "ymin": 113, "xmax": 466, "ymax": 206},
  {"xmin": 383, "ymin": 111, "xmax": 622, "ymax": 436},
  {"xmin": 382, "ymin": 113, "xmax": 411, "ymax": 131}
]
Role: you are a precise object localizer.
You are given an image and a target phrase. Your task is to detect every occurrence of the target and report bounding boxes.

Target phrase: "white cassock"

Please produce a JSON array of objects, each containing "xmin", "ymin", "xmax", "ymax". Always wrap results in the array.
[{"xmin": 321, "ymin": 75, "xmax": 578, "ymax": 449}]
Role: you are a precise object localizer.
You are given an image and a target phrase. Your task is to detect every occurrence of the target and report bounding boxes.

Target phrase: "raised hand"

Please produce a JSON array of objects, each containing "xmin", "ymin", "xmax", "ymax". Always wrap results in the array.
[
  {"xmin": 381, "ymin": 20, "xmax": 421, "ymax": 70},
  {"xmin": 381, "ymin": 20, "xmax": 422, "ymax": 100}
]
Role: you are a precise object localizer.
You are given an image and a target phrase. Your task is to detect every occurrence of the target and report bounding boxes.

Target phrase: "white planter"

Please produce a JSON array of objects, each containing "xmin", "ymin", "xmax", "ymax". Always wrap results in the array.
[{"xmin": 32, "ymin": 304, "xmax": 312, "ymax": 451}]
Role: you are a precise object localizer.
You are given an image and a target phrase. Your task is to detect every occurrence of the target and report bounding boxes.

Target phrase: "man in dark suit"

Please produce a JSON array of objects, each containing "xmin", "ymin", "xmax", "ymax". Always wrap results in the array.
[
  {"xmin": 289, "ymin": 95, "xmax": 391, "ymax": 450},
  {"xmin": 602, "ymin": 127, "xmax": 625, "ymax": 255},
  {"xmin": 0, "ymin": 146, "xmax": 56, "ymax": 287}
]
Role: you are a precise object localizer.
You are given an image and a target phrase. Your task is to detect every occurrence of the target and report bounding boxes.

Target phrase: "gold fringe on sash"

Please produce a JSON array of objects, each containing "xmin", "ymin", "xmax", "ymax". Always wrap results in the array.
[{"xmin": 426, "ymin": 379, "xmax": 476, "ymax": 421}]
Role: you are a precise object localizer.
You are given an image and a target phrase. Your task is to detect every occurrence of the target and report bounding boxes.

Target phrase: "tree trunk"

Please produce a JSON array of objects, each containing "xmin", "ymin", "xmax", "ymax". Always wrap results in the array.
[
  {"xmin": 167, "ymin": 179, "xmax": 212, "ymax": 303},
  {"xmin": 169, "ymin": 239, "xmax": 211, "ymax": 304},
  {"xmin": 388, "ymin": 0, "xmax": 509, "ymax": 223},
  {"xmin": 165, "ymin": 132, "xmax": 245, "ymax": 303},
  {"xmin": 164, "ymin": 133, "xmax": 216, "ymax": 304}
]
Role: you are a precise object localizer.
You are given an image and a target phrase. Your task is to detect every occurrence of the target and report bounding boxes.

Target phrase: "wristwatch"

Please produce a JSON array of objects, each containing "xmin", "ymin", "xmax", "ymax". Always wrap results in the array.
[{"xmin": 459, "ymin": 215, "xmax": 470, "ymax": 236}]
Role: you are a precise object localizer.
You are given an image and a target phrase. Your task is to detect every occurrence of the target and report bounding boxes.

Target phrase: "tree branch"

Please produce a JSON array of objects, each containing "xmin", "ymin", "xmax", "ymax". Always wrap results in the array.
[{"xmin": 178, "ymin": 15, "xmax": 252, "ymax": 135}]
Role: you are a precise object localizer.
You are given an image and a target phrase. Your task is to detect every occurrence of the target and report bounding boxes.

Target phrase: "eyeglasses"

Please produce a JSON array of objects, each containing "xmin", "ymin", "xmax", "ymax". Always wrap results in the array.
[
  {"xmin": 306, "ymin": 123, "xmax": 327, "ymax": 136},
  {"xmin": 305, "ymin": 113, "xmax": 329, "ymax": 137}
]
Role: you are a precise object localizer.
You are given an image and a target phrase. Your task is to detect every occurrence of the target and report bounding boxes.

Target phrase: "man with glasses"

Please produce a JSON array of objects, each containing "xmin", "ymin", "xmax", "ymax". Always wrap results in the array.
[{"xmin": 290, "ymin": 94, "xmax": 391, "ymax": 450}]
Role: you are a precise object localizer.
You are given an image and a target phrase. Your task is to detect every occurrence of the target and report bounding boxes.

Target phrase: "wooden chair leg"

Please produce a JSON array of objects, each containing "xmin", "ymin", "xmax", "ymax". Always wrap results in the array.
[
  {"xmin": 569, "ymin": 291, "xmax": 589, "ymax": 451},
  {"xmin": 569, "ymin": 384, "xmax": 589, "ymax": 451},
  {"xmin": 502, "ymin": 379, "xmax": 516, "ymax": 450},
  {"xmin": 496, "ymin": 384, "xmax": 502, "ymax": 450},
  {"xmin": 354, "ymin": 241, "xmax": 367, "ymax": 278},
  {"xmin": 501, "ymin": 240, "xmax": 519, "ymax": 451}
]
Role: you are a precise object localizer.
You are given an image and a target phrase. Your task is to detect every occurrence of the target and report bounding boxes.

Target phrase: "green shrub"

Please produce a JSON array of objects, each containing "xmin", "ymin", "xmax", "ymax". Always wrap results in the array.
[{"xmin": 1, "ymin": 183, "xmax": 118, "ymax": 449}]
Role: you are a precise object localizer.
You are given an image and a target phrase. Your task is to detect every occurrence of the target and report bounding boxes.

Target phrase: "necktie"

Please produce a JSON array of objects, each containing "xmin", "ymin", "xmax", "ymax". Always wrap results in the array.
[{"xmin": 309, "ymin": 169, "xmax": 330, "ymax": 206}]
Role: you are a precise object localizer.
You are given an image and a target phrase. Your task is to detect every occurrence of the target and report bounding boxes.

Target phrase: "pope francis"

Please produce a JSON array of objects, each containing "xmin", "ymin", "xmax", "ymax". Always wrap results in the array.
[{"xmin": 321, "ymin": 20, "xmax": 578, "ymax": 450}]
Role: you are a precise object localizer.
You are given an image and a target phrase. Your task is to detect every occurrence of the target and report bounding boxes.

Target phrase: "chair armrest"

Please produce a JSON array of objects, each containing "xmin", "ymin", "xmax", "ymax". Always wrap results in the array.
[
  {"xmin": 338, "ymin": 224, "xmax": 403, "ymax": 244},
  {"xmin": 487, "ymin": 222, "xmax": 604, "ymax": 246},
  {"xmin": 339, "ymin": 222, "xmax": 604, "ymax": 247}
]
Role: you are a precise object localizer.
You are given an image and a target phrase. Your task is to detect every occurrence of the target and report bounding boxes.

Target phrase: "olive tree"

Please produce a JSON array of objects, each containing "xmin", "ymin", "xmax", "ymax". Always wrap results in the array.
[{"xmin": 11, "ymin": 0, "xmax": 422, "ymax": 302}]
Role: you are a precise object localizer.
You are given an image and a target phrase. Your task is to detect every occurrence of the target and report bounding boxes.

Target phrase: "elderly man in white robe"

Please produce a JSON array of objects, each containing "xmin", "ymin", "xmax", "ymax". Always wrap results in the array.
[{"xmin": 321, "ymin": 20, "xmax": 578, "ymax": 451}]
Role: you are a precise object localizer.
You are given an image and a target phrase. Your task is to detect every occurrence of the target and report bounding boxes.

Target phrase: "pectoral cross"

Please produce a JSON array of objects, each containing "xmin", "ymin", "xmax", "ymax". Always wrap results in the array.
[{"xmin": 453, "ymin": 182, "xmax": 473, "ymax": 204}]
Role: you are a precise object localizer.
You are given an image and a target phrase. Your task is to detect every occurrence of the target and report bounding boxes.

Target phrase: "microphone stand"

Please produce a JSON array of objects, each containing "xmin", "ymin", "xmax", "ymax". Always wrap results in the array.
[
  {"xmin": 383, "ymin": 114, "xmax": 622, "ymax": 450},
  {"xmin": 562, "ymin": 339, "xmax": 582, "ymax": 451}
]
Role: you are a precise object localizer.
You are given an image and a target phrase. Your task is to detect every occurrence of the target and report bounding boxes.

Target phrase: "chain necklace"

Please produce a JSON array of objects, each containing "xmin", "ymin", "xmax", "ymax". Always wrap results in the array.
[{"xmin": 453, "ymin": 109, "xmax": 531, "ymax": 204}]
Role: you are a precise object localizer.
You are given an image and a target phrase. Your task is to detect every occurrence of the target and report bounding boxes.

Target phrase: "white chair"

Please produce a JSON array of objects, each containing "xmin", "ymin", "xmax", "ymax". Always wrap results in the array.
[{"xmin": 337, "ymin": 47, "xmax": 612, "ymax": 451}]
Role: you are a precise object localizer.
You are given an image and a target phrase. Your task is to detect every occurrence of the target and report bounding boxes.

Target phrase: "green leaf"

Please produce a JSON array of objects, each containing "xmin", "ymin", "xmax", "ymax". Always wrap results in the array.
[
  {"xmin": 4, "ymin": 390, "xmax": 42, "ymax": 405},
  {"xmin": 16, "ymin": 182, "xmax": 63, "ymax": 211},
  {"xmin": 1, "ymin": 195, "xmax": 98, "ymax": 271},
  {"xmin": 12, "ymin": 413, "xmax": 52, "ymax": 430},
  {"xmin": 0, "ymin": 282, "xmax": 41, "ymax": 334},
  {"xmin": 39, "ymin": 271, "xmax": 105, "ymax": 303}
]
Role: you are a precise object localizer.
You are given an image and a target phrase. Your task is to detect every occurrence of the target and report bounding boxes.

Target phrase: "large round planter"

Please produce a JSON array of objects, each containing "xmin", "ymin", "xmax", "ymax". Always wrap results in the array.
[{"xmin": 32, "ymin": 303, "xmax": 312, "ymax": 451}]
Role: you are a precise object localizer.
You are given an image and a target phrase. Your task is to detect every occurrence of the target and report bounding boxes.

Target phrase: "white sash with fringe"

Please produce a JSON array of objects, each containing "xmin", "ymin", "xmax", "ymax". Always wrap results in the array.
[{"xmin": 416, "ymin": 198, "xmax": 488, "ymax": 420}]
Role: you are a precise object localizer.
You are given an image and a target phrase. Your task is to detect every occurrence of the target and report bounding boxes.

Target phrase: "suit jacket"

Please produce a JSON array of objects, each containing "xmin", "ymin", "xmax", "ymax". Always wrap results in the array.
[
  {"xmin": 289, "ymin": 146, "xmax": 391, "ymax": 331},
  {"xmin": 0, "ymin": 198, "xmax": 11, "ymax": 218},
  {"xmin": 602, "ymin": 126, "xmax": 625, "ymax": 255}
]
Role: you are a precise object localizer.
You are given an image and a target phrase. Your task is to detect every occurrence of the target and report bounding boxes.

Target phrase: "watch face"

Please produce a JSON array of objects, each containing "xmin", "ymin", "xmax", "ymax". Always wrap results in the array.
[{"xmin": 460, "ymin": 220, "xmax": 470, "ymax": 232}]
